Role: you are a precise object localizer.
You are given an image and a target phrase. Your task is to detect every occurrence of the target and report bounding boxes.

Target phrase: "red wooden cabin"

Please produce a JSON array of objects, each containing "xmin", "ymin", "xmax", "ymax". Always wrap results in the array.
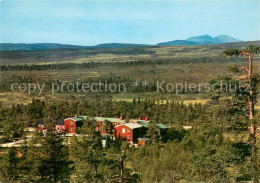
[
  {"xmin": 115, "ymin": 123, "xmax": 143, "ymax": 143},
  {"xmin": 64, "ymin": 117, "xmax": 83, "ymax": 134},
  {"xmin": 94, "ymin": 116, "xmax": 125, "ymax": 134}
]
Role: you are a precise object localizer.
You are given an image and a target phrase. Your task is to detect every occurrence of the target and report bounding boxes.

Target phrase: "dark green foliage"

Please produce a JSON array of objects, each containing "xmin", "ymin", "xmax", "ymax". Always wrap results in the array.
[
  {"xmin": 245, "ymin": 45, "xmax": 260, "ymax": 54},
  {"xmin": 101, "ymin": 120, "xmax": 113, "ymax": 134},
  {"xmin": 1, "ymin": 117, "xmax": 24, "ymax": 143},
  {"xmin": 0, "ymin": 147, "xmax": 19, "ymax": 182},
  {"xmin": 163, "ymin": 127, "xmax": 185, "ymax": 142},
  {"xmin": 221, "ymin": 45, "xmax": 260, "ymax": 57},
  {"xmin": 17, "ymin": 105, "xmax": 72, "ymax": 182},
  {"xmin": 227, "ymin": 64, "xmax": 241, "ymax": 73},
  {"xmin": 222, "ymin": 48, "xmax": 242, "ymax": 56}
]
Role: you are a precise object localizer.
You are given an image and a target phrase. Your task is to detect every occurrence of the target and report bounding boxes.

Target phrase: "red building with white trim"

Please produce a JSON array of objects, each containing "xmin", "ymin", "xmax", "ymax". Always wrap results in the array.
[
  {"xmin": 64, "ymin": 117, "xmax": 83, "ymax": 134},
  {"xmin": 37, "ymin": 116, "xmax": 83, "ymax": 134},
  {"xmin": 115, "ymin": 123, "xmax": 143, "ymax": 143},
  {"xmin": 36, "ymin": 115, "xmax": 168, "ymax": 144},
  {"xmin": 94, "ymin": 116, "xmax": 126, "ymax": 134}
]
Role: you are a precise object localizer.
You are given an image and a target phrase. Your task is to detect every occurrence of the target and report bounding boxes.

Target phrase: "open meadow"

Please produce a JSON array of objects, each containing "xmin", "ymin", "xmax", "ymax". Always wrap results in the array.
[{"xmin": 1, "ymin": 41, "xmax": 260, "ymax": 108}]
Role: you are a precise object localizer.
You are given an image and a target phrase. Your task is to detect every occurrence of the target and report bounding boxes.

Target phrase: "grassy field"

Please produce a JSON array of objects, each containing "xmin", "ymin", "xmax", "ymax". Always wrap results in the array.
[
  {"xmin": 2, "ymin": 61, "xmax": 259, "ymax": 83},
  {"xmin": 0, "ymin": 42, "xmax": 260, "ymax": 107}
]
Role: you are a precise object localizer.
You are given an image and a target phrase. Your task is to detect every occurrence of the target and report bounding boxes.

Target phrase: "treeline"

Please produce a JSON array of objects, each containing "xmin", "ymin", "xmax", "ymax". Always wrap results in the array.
[
  {"xmin": 0, "ymin": 56, "xmax": 245, "ymax": 71},
  {"xmin": 0, "ymin": 47, "xmax": 153, "ymax": 59},
  {"xmin": 0, "ymin": 98, "xmax": 208, "ymax": 130}
]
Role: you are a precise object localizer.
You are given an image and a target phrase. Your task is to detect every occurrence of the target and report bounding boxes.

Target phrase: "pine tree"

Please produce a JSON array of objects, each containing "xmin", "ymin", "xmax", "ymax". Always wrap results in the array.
[
  {"xmin": 0, "ymin": 147, "xmax": 19, "ymax": 182},
  {"xmin": 69, "ymin": 118, "xmax": 103, "ymax": 182},
  {"xmin": 220, "ymin": 45, "xmax": 260, "ymax": 182},
  {"xmin": 25, "ymin": 105, "xmax": 71, "ymax": 182}
]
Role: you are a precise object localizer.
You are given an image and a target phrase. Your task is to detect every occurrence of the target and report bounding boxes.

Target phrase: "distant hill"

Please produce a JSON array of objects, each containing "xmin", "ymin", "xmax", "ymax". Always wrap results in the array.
[
  {"xmin": 157, "ymin": 35, "xmax": 243, "ymax": 46},
  {"xmin": 157, "ymin": 40, "xmax": 199, "ymax": 46},
  {"xmin": 0, "ymin": 35, "xmax": 245, "ymax": 50},
  {"xmin": 186, "ymin": 34, "xmax": 218, "ymax": 44},
  {"xmin": 0, "ymin": 43, "xmax": 91, "ymax": 51},
  {"xmin": 0, "ymin": 43, "xmax": 147, "ymax": 51},
  {"xmin": 93, "ymin": 43, "xmax": 148, "ymax": 48},
  {"xmin": 214, "ymin": 35, "xmax": 242, "ymax": 43}
]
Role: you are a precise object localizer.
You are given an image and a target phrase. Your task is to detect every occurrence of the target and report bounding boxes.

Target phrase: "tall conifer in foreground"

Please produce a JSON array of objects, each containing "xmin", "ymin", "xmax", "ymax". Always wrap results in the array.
[{"xmin": 221, "ymin": 45, "xmax": 260, "ymax": 182}]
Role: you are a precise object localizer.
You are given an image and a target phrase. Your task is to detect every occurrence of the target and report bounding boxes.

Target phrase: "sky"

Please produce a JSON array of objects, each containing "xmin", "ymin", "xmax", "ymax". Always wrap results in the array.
[{"xmin": 0, "ymin": 0, "xmax": 259, "ymax": 45}]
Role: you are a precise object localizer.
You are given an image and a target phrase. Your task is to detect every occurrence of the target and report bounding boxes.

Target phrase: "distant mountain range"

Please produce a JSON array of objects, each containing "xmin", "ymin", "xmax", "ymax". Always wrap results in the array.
[
  {"xmin": 0, "ymin": 35, "xmax": 244, "ymax": 50},
  {"xmin": 157, "ymin": 35, "xmax": 243, "ymax": 46},
  {"xmin": 0, "ymin": 43, "xmax": 148, "ymax": 51}
]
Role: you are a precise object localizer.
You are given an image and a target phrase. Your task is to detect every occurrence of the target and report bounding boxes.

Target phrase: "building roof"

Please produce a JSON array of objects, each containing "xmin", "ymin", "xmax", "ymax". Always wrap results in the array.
[
  {"xmin": 78, "ymin": 116, "xmax": 88, "ymax": 120},
  {"xmin": 78, "ymin": 116, "xmax": 126, "ymax": 123},
  {"xmin": 66, "ymin": 117, "xmax": 84, "ymax": 122},
  {"xmin": 138, "ymin": 121, "xmax": 150, "ymax": 128},
  {"xmin": 94, "ymin": 117, "xmax": 125, "ymax": 123},
  {"xmin": 156, "ymin": 124, "xmax": 169, "ymax": 129},
  {"xmin": 115, "ymin": 123, "xmax": 142, "ymax": 129},
  {"xmin": 137, "ymin": 121, "xmax": 168, "ymax": 129},
  {"xmin": 130, "ymin": 119, "xmax": 151, "ymax": 123}
]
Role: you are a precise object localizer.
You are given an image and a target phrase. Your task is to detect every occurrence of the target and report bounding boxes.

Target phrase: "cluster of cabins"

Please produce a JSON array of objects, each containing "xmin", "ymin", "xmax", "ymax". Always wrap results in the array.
[{"xmin": 37, "ymin": 115, "xmax": 168, "ymax": 145}]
